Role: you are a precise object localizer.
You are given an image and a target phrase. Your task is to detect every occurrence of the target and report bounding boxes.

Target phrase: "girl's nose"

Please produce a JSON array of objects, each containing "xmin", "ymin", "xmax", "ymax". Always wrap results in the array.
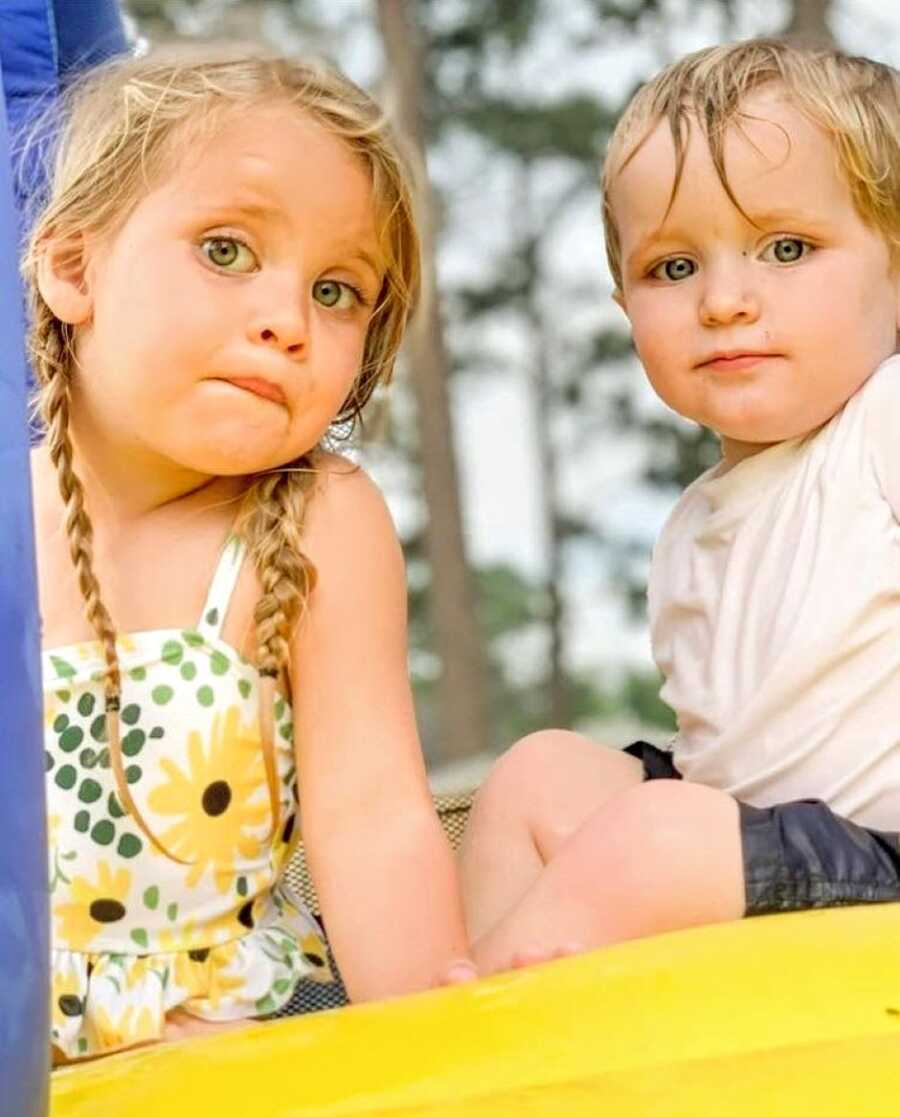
[{"xmin": 248, "ymin": 285, "xmax": 309, "ymax": 355}]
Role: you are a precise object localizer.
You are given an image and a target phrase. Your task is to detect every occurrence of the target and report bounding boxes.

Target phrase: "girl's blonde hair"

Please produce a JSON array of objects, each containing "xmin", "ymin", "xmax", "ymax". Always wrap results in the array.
[
  {"xmin": 22, "ymin": 46, "xmax": 420, "ymax": 857},
  {"xmin": 601, "ymin": 38, "xmax": 900, "ymax": 293}
]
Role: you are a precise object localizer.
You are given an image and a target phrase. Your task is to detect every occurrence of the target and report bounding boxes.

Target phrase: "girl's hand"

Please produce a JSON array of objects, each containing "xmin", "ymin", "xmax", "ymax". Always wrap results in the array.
[{"xmin": 439, "ymin": 959, "xmax": 479, "ymax": 987}]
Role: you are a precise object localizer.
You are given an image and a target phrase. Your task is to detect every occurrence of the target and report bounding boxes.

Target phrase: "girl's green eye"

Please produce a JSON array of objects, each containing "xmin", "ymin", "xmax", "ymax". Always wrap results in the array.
[
  {"xmin": 202, "ymin": 237, "xmax": 256, "ymax": 272},
  {"xmin": 651, "ymin": 257, "xmax": 696, "ymax": 282},
  {"xmin": 313, "ymin": 280, "xmax": 356, "ymax": 309},
  {"xmin": 766, "ymin": 237, "xmax": 808, "ymax": 264}
]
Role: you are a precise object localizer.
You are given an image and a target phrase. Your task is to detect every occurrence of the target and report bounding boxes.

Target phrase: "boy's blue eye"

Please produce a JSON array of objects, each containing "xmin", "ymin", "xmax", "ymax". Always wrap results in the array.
[
  {"xmin": 651, "ymin": 257, "xmax": 696, "ymax": 282},
  {"xmin": 202, "ymin": 237, "xmax": 257, "ymax": 272},
  {"xmin": 763, "ymin": 237, "xmax": 809, "ymax": 264},
  {"xmin": 313, "ymin": 280, "xmax": 358, "ymax": 310}
]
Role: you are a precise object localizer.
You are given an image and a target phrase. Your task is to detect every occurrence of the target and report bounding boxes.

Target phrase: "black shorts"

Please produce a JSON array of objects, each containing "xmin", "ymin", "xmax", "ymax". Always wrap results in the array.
[{"xmin": 625, "ymin": 741, "xmax": 900, "ymax": 916}]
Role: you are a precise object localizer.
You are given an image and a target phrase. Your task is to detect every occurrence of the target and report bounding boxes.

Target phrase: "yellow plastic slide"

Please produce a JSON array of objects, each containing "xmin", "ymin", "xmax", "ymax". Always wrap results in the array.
[{"xmin": 51, "ymin": 903, "xmax": 900, "ymax": 1116}]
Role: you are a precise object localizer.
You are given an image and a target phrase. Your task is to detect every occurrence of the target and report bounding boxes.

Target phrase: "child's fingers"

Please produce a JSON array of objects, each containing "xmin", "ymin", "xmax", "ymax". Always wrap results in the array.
[{"xmin": 441, "ymin": 959, "xmax": 479, "ymax": 985}]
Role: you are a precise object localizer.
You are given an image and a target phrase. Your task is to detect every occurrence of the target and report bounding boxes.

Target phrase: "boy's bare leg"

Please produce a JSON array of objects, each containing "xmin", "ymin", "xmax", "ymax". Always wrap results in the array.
[
  {"xmin": 459, "ymin": 731, "xmax": 644, "ymax": 943},
  {"xmin": 470, "ymin": 779, "xmax": 744, "ymax": 976}
]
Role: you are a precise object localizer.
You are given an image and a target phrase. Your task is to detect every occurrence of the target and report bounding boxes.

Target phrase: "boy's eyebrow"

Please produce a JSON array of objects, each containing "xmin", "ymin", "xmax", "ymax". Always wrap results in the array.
[{"xmin": 742, "ymin": 207, "xmax": 832, "ymax": 228}]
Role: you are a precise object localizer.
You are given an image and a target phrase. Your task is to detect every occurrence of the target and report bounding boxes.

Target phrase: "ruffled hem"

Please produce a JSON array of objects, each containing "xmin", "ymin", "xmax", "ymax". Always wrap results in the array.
[{"xmin": 51, "ymin": 918, "xmax": 332, "ymax": 1060}]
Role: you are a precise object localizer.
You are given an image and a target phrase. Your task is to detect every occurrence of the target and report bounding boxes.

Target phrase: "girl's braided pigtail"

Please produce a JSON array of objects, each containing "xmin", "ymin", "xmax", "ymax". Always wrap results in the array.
[
  {"xmin": 239, "ymin": 459, "xmax": 318, "ymax": 841},
  {"xmin": 32, "ymin": 299, "xmax": 188, "ymax": 864}
]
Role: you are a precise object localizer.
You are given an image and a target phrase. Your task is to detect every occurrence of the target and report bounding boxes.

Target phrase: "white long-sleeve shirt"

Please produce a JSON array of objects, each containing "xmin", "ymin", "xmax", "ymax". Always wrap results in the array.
[{"xmin": 650, "ymin": 354, "xmax": 900, "ymax": 831}]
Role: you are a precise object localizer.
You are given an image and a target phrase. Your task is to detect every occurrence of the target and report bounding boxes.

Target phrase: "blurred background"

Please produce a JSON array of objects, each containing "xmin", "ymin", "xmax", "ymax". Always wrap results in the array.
[{"xmin": 123, "ymin": 0, "xmax": 899, "ymax": 786}]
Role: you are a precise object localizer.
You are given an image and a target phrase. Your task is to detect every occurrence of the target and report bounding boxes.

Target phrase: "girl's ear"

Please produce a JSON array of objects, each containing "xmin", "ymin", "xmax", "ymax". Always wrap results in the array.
[{"xmin": 36, "ymin": 234, "xmax": 94, "ymax": 325}]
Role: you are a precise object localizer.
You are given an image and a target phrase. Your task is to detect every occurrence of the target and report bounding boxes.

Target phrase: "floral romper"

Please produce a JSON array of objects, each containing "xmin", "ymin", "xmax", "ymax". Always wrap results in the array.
[{"xmin": 45, "ymin": 536, "xmax": 331, "ymax": 1060}]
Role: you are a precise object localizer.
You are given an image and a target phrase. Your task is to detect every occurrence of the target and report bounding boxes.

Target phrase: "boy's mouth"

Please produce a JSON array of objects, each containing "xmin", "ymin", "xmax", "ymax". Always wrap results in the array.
[{"xmin": 696, "ymin": 350, "xmax": 780, "ymax": 372}]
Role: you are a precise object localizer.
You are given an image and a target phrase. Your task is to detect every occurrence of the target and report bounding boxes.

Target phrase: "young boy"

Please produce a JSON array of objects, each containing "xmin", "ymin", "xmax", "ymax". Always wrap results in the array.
[{"xmin": 458, "ymin": 38, "xmax": 900, "ymax": 976}]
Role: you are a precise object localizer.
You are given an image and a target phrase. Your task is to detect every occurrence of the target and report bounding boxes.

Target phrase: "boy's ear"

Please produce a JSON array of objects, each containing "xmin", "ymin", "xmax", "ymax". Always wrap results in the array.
[{"xmin": 36, "ymin": 234, "xmax": 94, "ymax": 325}]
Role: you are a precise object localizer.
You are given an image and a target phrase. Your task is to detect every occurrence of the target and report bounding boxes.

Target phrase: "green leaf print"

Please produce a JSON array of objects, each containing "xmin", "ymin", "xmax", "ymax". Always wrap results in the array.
[
  {"xmin": 273, "ymin": 979, "xmax": 292, "ymax": 995},
  {"xmin": 50, "ymin": 655, "xmax": 76, "ymax": 680},
  {"xmin": 59, "ymin": 726, "xmax": 84, "ymax": 752},
  {"xmin": 53, "ymin": 714, "xmax": 69, "ymax": 733},
  {"xmin": 197, "ymin": 686, "xmax": 214, "ymax": 708},
  {"xmin": 90, "ymin": 820, "xmax": 115, "ymax": 846},
  {"xmin": 255, "ymin": 994, "xmax": 276, "ymax": 1016},
  {"xmin": 237, "ymin": 679, "xmax": 251, "ymax": 700},
  {"xmin": 122, "ymin": 730, "xmax": 145, "ymax": 757},
  {"xmin": 117, "ymin": 833, "xmax": 142, "ymax": 859},
  {"xmin": 77, "ymin": 693, "xmax": 95, "ymax": 718},
  {"xmin": 152, "ymin": 685, "xmax": 174, "ymax": 706},
  {"xmin": 143, "ymin": 886, "xmax": 159, "ymax": 911},
  {"xmin": 55, "ymin": 766, "xmax": 77, "ymax": 791},
  {"xmin": 180, "ymin": 662, "xmax": 197, "ymax": 681},
  {"xmin": 130, "ymin": 928, "xmax": 149, "ymax": 949},
  {"xmin": 205, "ymin": 607, "xmax": 219, "ymax": 627},
  {"xmin": 210, "ymin": 650, "xmax": 229, "ymax": 676},
  {"xmin": 78, "ymin": 779, "xmax": 101, "ymax": 804},
  {"xmin": 90, "ymin": 715, "xmax": 108, "ymax": 743},
  {"xmin": 162, "ymin": 640, "xmax": 183, "ymax": 666},
  {"xmin": 167, "ymin": 903, "xmax": 179, "ymax": 922},
  {"xmin": 183, "ymin": 630, "xmax": 205, "ymax": 648},
  {"xmin": 55, "ymin": 690, "xmax": 71, "ymax": 704},
  {"xmin": 129, "ymin": 666, "xmax": 147, "ymax": 682},
  {"xmin": 122, "ymin": 704, "xmax": 141, "ymax": 726}
]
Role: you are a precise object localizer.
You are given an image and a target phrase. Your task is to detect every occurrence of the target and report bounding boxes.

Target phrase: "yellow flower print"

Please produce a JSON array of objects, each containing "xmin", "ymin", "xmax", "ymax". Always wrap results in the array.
[
  {"xmin": 51, "ymin": 969, "xmax": 84, "ymax": 1032},
  {"xmin": 148, "ymin": 706, "xmax": 269, "ymax": 893},
  {"xmin": 44, "ymin": 697, "xmax": 61, "ymax": 731},
  {"xmin": 89, "ymin": 1002, "xmax": 157, "ymax": 1052},
  {"xmin": 55, "ymin": 862, "xmax": 132, "ymax": 949},
  {"xmin": 156, "ymin": 919, "xmax": 203, "ymax": 954},
  {"xmin": 300, "ymin": 932, "xmax": 332, "ymax": 980},
  {"xmin": 204, "ymin": 941, "xmax": 246, "ymax": 1010}
]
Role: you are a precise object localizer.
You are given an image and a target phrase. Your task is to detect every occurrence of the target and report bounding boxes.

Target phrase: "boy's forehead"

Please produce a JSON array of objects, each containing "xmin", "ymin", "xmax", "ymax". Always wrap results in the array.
[{"xmin": 610, "ymin": 90, "xmax": 848, "ymax": 250}]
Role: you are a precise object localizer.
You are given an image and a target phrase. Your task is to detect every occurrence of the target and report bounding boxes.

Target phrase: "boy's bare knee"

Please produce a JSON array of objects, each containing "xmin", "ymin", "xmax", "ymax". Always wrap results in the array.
[{"xmin": 472, "ymin": 730, "xmax": 589, "ymax": 816}]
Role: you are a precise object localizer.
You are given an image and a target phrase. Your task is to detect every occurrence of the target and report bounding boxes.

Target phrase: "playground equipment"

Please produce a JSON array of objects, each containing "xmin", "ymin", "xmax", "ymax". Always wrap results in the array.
[
  {"xmin": 0, "ymin": 5, "xmax": 126, "ymax": 1116},
  {"xmin": 49, "ymin": 903, "xmax": 900, "ymax": 1116}
]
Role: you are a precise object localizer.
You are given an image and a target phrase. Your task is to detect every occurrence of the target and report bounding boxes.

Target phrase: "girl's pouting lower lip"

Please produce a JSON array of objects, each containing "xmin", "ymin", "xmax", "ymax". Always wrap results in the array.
[{"xmin": 223, "ymin": 377, "xmax": 286, "ymax": 404}]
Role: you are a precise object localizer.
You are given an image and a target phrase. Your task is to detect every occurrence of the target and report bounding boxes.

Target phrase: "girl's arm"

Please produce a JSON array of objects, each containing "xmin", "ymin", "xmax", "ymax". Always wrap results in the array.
[{"xmin": 291, "ymin": 460, "xmax": 470, "ymax": 1001}]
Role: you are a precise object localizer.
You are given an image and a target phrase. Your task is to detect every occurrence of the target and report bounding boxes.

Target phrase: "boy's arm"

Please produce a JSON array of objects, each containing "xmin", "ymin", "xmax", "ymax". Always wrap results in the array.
[
  {"xmin": 290, "ymin": 461, "xmax": 470, "ymax": 1001},
  {"xmin": 865, "ymin": 355, "xmax": 900, "ymax": 520}
]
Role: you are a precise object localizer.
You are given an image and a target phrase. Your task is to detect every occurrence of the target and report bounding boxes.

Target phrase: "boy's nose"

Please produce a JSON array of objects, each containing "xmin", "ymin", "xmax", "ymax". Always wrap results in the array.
[{"xmin": 698, "ymin": 267, "xmax": 760, "ymax": 327}]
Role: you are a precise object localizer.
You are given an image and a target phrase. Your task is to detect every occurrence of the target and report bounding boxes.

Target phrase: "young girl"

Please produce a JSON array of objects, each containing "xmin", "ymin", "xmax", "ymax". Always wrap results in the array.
[
  {"xmin": 459, "ymin": 38, "xmax": 900, "ymax": 975},
  {"xmin": 30, "ymin": 46, "xmax": 468, "ymax": 1062}
]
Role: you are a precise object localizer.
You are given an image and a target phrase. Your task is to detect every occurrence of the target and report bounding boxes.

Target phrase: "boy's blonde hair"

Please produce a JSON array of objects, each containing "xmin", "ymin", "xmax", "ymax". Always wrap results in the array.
[
  {"xmin": 22, "ymin": 47, "xmax": 420, "ymax": 856},
  {"xmin": 601, "ymin": 38, "xmax": 900, "ymax": 293}
]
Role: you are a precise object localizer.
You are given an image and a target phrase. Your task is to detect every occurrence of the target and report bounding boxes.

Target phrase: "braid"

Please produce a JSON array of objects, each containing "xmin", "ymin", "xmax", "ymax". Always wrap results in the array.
[
  {"xmin": 239, "ymin": 458, "xmax": 319, "ymax": 839},
  {"xmin": 31, "ymin": 299, "xmax": 188, "ymax": 863}
]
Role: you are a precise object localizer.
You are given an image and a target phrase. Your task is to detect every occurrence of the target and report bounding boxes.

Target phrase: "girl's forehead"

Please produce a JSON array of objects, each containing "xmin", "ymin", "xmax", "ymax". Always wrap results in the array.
[{"xmin": 155, "ymin": 104, "xmax": 375, "ymax": 220}]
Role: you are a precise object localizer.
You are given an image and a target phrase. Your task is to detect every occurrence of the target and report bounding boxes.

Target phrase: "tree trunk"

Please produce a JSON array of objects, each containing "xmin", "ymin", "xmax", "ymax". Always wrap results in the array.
[
  {"xmin": 782, "ymin": 0, "xmax": 835, "ymax": 45},
  {"xmin": 374, "ymin": 0, "xmax": 491, "ymax": 762},
  {"xmin": 516, "ymin": 169, "xmax": 570, "ymax": 729}
]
